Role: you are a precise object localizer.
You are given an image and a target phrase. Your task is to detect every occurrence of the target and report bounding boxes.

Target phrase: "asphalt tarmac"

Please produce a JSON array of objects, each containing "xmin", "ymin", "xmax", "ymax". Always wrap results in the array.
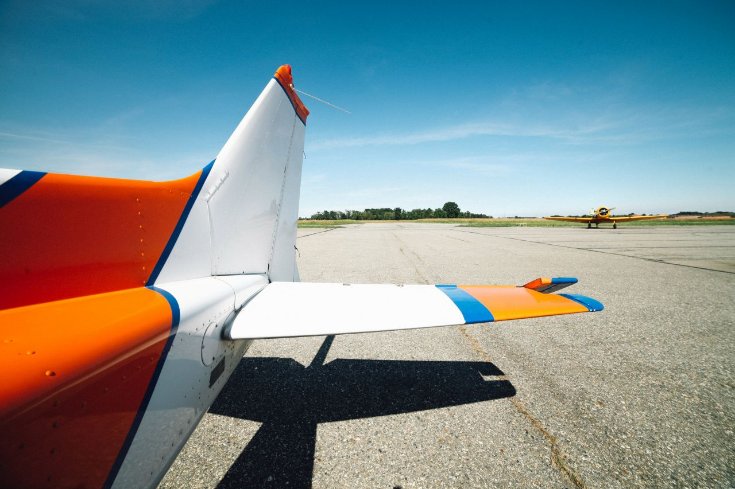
[{"xmin": 159, "ymin": 224, "xmax": 735, "ymax": 488}]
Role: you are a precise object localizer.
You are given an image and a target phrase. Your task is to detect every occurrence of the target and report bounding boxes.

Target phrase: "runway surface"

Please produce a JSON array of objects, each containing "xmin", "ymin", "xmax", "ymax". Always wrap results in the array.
[{"xmin": 159, "ymin": 224, "xmax": 735, "ymax": 488}]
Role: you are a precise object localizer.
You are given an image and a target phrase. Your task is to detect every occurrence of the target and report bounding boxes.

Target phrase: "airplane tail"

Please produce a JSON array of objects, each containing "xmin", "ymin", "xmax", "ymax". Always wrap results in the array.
[
  {"xmin": 153, "ymin": 65, "xmax": 309, "ymax": 283},
  {"xmin": 0, "ymin": 66, "xmax": 308, "ymax": 309}
]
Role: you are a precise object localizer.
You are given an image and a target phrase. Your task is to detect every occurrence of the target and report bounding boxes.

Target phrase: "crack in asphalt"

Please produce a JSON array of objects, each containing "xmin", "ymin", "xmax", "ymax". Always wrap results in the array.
[
  {"xmin": 458, "ymin": 326, "xmax": 588, "ymax": 489},
  {"xmin": 393, "ymin": 232, "xmax": 431, "ymax": 284},
  {"xmin": 296, "ymin": 227, "xmax": 339, "ymax": 239},
  {"xmin": 388, "ymin": 228, "xmax": 587, "ymax": 488},
  {"xmin": 454, "ymin": 229, "xmax": 735, "ymax": 275}
]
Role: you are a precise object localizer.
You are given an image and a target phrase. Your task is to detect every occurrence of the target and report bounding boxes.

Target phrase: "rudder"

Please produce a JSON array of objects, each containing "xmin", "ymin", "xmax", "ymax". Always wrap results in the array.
[{"xmin": 155, "ymin": 65, "xmax": 308, "ymax": 284}]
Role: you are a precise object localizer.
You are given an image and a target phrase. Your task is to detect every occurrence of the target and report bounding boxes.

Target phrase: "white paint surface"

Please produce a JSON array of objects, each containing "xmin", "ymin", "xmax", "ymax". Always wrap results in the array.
[
  {"xmin": 112, "ymin": 276, "xmax": 265, "ymax": 489},
  {"xmin": 156, "ymin": 77, "xmax": 305, "ymax": 284},
  {"xmin": 0, "ymin": 168, "xmax": 21, "ymax": 186},
  {"xmin": 228, "ymin": 282, "xmax": 466, "ymax": 339}
]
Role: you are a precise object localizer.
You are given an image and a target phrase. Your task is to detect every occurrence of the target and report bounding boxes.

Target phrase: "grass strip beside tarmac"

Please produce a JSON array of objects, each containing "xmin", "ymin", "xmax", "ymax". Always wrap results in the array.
[{"xmin": 298, "ymin": 218, "xmax": 734, "ymax": 228}]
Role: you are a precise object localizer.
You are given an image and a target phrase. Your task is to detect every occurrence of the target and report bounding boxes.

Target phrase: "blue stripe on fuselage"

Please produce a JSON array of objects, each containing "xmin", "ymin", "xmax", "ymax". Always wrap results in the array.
[
  {"xmin": 0, "ymin": 170, "xmax": 46, "ymax": 208},
  {"xmin": 146, "ymin": 160, "xmax": 214, "ymax": 286}
]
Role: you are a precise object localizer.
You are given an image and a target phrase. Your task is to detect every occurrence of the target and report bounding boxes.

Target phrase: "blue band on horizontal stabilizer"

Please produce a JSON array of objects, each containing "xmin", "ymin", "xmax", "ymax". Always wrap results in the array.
[
  {"xmin": 552, "ymin": 277, "xmax": 577, "ymax": 285},
  {"xmin": 436, "ymin": 285, "xmax": 494, "ymax": 323},
  {"xmin": 560, "ymin": 293, "xmax": 604, "ymax": 312}
]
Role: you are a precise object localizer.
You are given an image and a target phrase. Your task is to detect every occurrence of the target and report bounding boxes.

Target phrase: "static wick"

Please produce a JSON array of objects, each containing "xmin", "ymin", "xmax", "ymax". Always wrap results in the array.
[{"xmin": 293, "ymin": 87, "xmax": 351, "ymax": 114}]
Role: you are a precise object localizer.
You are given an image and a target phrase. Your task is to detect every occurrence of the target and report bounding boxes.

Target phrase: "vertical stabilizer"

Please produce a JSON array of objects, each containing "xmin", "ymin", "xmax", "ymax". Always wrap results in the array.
[{"xmin": 155, "ymin": 65, "xmax": 308, "ymax": 283}]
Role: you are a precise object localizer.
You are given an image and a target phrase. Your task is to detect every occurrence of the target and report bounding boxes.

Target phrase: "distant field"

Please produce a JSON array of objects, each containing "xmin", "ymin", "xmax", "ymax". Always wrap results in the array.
[
  {"xmin": 297, "ymin": 219, "xmax": 361, "ymax": 228},
  {"xmin": 462, "ymin": 218, "xmax": 735, "ymax": 227},
  {"xmin": 298, "ymin": 218, "xmax": 735, "ymax": 228},
  {"xmin": 461, "ymin": 218, "xmax": 735, "ymax": 227}
]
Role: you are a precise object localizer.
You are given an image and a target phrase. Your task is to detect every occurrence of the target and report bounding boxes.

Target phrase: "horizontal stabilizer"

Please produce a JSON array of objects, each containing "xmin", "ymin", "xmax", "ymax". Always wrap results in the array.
[
  {"xmin": 226, "ymin": 281, "xmax": 603, "ymax": 340},
  {"xmin": 543, "ymin": 216, "xmax": 592, "ymax": 223}
]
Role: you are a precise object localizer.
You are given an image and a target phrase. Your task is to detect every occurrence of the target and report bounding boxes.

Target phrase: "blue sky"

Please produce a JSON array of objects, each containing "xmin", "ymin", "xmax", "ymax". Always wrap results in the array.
[{"xmin": 1, "ymin": 1, "xmax": 733, "ymax": 217}]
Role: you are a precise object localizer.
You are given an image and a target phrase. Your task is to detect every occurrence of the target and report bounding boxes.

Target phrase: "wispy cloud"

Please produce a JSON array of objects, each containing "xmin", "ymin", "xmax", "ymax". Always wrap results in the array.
[
  {"xmin": 0, "ymin": 124, "xmax": 208, "ymax": 180},
  {"xmin": 0, "ymin": 131, "xmax": 71, "ymax": 145},
  {"xmin": 309, "ymin": 122, "xmax": 526, "ymax": 150},
  {"xmin": 308, "ymin": 70, "xmax": 735, "ymax": 151},
  {"xmin": 308, "ymin": 118, "xmax": 631, "ymax": 151},
  {"xmin": 101, "ymin": 107, "xmax": 147, "ymax": 128},
  {"xmin": 436, "ymin": 158, "xmax": 512, "ymax": 176},
  {"xmin": 0, "ymin": 124, "xmax": 135, "ymax": 153},
  {"xmin": 309, "ymin": 101, "xmax": 733, "ymax": 151}
]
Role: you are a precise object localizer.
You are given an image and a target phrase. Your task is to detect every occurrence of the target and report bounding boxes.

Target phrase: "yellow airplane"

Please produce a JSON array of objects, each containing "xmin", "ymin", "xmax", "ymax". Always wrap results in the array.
[{"xmin": 544, "ymin": 206, "xmax": 668, "ymax": 229}]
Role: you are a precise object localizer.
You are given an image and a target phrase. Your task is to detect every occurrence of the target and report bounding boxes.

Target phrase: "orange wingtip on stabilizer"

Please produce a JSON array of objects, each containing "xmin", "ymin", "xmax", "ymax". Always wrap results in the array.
[
  {"xmin": 522, "ymin": 277, "xmax": 552, "ymax": 290},
  {"xmin": 274, "ymin": 64, "xmax": 310, "ymax": 123}
]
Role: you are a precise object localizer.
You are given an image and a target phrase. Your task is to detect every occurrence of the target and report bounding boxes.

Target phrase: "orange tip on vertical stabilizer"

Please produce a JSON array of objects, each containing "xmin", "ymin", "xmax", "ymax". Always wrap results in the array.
[{"xmin": 274, "ymin": 64, "xmax": 310, "ymax": 124}]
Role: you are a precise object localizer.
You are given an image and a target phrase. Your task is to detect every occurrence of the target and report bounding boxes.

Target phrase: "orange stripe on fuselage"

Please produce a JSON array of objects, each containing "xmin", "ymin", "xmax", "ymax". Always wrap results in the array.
[
  {"xmin": 0, "ymin": 287, "xmax": 173, "ymax": 489},
  {"xmin": 459, "ymin": 285, "xmax": 587, "ymax": 320},
  {"xmin": 0, "ymin": 171, "xmax": 201, "ymax": 310}
]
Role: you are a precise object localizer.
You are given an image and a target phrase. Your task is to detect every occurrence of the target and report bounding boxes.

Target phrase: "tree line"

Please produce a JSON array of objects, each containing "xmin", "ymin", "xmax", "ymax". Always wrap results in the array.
[
  {"xmin": 670, "ymin": 211, "xmax": 735, "ymax": 217},
  {"xmin": 304, "ymin": 202, "xmax": 489, "ymax": 220}
]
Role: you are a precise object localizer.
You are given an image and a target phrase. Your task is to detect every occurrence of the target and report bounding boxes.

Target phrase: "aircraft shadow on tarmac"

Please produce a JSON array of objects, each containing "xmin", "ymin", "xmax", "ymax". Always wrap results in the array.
[{"xmin": 210, "ymin": 335, "xmax": 516, "ymax": 489}]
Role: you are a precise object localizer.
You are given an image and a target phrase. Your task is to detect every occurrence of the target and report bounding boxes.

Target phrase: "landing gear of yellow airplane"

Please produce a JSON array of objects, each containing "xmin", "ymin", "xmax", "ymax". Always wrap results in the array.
[
  {"xmin": 613, "ymin": 222, "xmax": 617, "ymax": 229},
  {"xmin": 587, "ymin": 223, "xmax": 591, "ymax": 229}
]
